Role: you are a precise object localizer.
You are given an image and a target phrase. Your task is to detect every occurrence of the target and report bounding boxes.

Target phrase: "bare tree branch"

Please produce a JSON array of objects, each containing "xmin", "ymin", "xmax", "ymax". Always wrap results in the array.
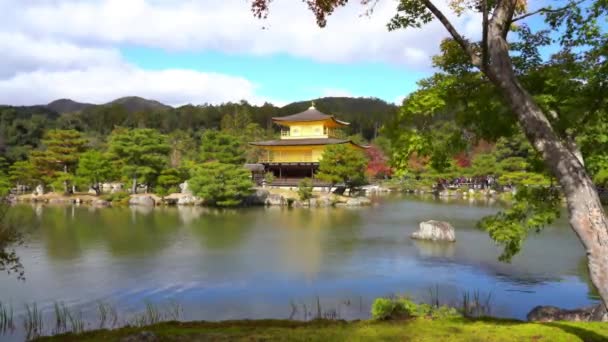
[
  {"xmin": 512, "ymin": 0, "xmax": 586, "ymax": 22},
  {"xmin": 421, "ymin": 0, "xmax": 481, "ymax": 67}
]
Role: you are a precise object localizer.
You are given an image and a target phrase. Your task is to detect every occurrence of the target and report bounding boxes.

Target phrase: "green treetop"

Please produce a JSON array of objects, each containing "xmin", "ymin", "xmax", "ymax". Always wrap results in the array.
[
  {"xmin": 76, "ymin": 150, "xmax": 114, "ymax": 195},
  {"xmin": 317, "ymin": 144, "xmax": 368, "ymax": 194},
  {"xmin": 30, "ymin": 129, "xmax": 87, "ymax": 193},
  {"xmin": 189, "ymin": 162, "xmax": 252, "ymax": 207},
  {"xmin": 8, "ymin": 160, "xmax": 40, "ymax": 190},
  {"xmin": 200, "ymin": 130, "xmax": 245, "ymax": 165},
  {"xmin": 107, "ymin": 128, "xmax": 170, "ymax": 194}
]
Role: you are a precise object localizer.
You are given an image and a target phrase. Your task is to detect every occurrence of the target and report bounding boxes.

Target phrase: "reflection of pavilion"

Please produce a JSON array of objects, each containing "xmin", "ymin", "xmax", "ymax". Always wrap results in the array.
[{"xmin": 249, "ymin": 104, "xmax": 366, "ymax": 186}]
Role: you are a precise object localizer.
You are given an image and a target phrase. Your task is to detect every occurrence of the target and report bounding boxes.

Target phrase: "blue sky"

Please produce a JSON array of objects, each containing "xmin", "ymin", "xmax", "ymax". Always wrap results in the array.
[
  {"xmin": 122, "ymin": 47, "xmax": 427, "ymax": 105},
  {"xmin": 0, "ymin": 0, "xmax": 593, "ymax": 107}
]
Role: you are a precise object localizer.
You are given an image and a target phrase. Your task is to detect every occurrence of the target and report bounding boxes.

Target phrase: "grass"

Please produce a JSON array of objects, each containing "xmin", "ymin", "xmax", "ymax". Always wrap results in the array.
[
  {"xmin": 35, "ymin": 317, "xmax": 608, "ymax": 342},
  {"xmin": 0, "ymin": 301, "xmax": 15, "ymax": 334}
]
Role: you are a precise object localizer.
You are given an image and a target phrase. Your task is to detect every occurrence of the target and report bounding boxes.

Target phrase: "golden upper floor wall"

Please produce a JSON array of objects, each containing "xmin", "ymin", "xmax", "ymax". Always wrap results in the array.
[{"xmin": 280, "ymin": 121, "xmax": 343, "ymax": 140}]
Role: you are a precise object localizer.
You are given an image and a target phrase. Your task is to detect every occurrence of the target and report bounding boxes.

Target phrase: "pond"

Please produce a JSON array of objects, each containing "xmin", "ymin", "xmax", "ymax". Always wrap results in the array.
[{"xmin": 0, "ymin": 195, "xmax": 599, "ymax": 339}]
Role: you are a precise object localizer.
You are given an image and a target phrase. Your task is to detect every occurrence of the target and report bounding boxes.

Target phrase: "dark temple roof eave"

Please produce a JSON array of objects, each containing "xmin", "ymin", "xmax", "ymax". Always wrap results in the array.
[
  {"xmin": 271, "ymin": 107, "xmax": 350, "ymax": 126},
  {"xmin": 249, "ymin": 138, "xmax": 367, "ymax": 148}
]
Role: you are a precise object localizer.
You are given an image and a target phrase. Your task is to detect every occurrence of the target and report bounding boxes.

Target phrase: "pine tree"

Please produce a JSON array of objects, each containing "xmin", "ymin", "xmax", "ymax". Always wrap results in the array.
[{"xmin": 108, "ymin": 128, "xmax": 170, "ymax": 194}]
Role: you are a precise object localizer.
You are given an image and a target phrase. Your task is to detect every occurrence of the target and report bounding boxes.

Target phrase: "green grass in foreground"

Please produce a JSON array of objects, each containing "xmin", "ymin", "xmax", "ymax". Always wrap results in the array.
[{"xmin": 36, "ymin": 317, "xmax": 608, "ymax": 342}]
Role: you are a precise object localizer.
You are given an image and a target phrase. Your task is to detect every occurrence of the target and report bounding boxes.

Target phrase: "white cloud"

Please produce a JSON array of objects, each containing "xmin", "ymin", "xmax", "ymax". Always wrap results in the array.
[
  {"xmin": 7, "ymin": 0, "xmax": 482, "ymax": 67},
  {"xmin": 0, "ymin": 0, "xmax": 484, "ymax": 105},
  {"xmin": 0, "ymin": 64, "xmax": 264, "ymax": 107},
  {"xmin": 0, "ymin": 32, "xmax": 122, "ymax": 78},
  {"xmin": 393, "ymin": 95, "xmax": 406, "ymax": 105}
]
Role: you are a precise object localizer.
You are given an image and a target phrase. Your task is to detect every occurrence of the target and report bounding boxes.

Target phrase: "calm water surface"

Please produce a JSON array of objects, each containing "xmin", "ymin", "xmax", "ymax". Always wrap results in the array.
[{"xmin": 0, "ymin": 195, "xmax": 598, "ymax": 339}]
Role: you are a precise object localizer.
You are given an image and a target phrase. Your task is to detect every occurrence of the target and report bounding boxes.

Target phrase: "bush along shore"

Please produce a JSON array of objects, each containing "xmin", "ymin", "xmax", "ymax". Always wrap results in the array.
[{"xmin": 22, "ymin": 296, "xmax": 608, "ymax": 342}]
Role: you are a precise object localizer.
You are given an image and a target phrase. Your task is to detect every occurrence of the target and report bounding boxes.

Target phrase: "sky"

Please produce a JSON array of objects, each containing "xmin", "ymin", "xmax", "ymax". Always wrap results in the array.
[{"xmin": 0, "ymin": 0, "xmax": 557, "ymax": 107}]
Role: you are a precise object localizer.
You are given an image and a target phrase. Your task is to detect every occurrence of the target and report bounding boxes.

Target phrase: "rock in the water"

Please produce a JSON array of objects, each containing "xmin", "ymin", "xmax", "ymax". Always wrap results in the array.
[
  {"xmin": 129, "ymin": 195, "xmax": 156, "ymax": 207},
  {"xmin": 48, "ymin": 198, "xmax": 68, "ymax": 205},
  {"xmin": 265, "ymin": 194, "xmax": 285, "ymax": 206},
  {"xmin": 93, "ymin": 199, "xmax": 110, "ymax": 207},
  {"xmin": 177, "ymin": 195, "xmax": 203, "ymax": 206},
  {"xmin": 527, "ymin": 304, "xmax": 607, "ymax": 322},
  {"xmin": 411, "ymin": 220, "xmax": 456, "ymax": 242},
  {"xmin": 244, "ymin": 189, "xmax": 269, "ymax": 206},
  {"xmin": 345, "ymin": 197, "xmax": 372, "ymax": 206}
]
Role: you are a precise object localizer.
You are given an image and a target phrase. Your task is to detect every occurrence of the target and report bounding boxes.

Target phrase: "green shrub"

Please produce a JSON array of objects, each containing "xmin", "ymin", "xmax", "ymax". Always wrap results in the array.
[
  {"xmin": 371, "ymin": 297, "xmax": 461, "ymax": 321},
  {"xmin": 371, "ymin": 297, "xmax": 417, "ymax": 320},
  {"xmin": 264, "ymin": 172, "xmax": 275, "ymax": 185},
  {"xmin": 297, "ymin": 178, "xmax": 313, "ymax": 202}
]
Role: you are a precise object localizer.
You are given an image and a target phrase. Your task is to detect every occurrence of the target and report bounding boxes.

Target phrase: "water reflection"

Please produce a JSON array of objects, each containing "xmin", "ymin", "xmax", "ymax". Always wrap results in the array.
[
  {"xmin": 0, "ymin": 197, "xmax": 598, "ymax": 335},
  {"xmin": 413, "ymin": 240, "xmax": 456, "ymax": 259}
]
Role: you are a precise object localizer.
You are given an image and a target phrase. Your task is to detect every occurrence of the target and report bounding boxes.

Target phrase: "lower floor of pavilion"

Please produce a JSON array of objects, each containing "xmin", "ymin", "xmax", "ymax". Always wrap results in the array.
[{"xmin": 246, "ymin": 162, "xmax": 330, "ymax": 187}]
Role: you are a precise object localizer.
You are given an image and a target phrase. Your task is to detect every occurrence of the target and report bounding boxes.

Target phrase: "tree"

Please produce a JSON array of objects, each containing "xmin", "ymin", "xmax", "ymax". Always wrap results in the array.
[
  {"xmin": 200, "ymin": 130, "xmax": 245, "ymax": 165},
  {"xmin": 108, "ymin": 128, "xmax": 170, "ymax": 194},
  {"xmin": 366, "ymin": 145, "xmax": 392, "ymax": 180},
  {"xmin": 76, "ymin": 150, "xmax": 114, "ymax": 195},
  {"xmin": 298, "ymin": 178, "xmax": 314, "ymax": 204},
  {"xmin": 157, "ymin": 168, "xmax": 188, "ymax": 196},
  {"xmin": 168, "ymin": 130, "xmax": 198, "ymax": 168},
  {"xmin": 0, "ymin": 172, "xmax": 10, "ymax": 197},
  {"xmin": 251, "ymin": 0, "xmax": 608, "ymax": 307},
  {"xmin": 8, "ymin": 160, "xmax": 39, "ymax": 190},
  {"xmin": 317, "ymin": 144, "xmax": 368, "ymax": 194},
  {"xmin": 30, "ymin": 129, "xmax": 87, "ymax": 193},
  {"xmin": 189, "ymin": 162, "xmax": 253, "ymax": 207}
]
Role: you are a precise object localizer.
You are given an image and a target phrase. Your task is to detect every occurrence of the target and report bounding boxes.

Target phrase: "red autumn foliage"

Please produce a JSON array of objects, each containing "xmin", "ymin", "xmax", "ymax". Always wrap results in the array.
[
  {"xmin": 366, "ymin": 145, "xmax": 392, "ymax": 178},
  {"xmin": 454, "ymin": 152, "xmax": 471, "ymax": 168}
]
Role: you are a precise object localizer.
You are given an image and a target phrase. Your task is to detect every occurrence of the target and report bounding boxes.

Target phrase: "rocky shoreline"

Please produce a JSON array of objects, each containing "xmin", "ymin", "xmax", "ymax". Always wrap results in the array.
[{"xmin": 9, "ymin": 187, "xmax": 378, "ymax": 208}]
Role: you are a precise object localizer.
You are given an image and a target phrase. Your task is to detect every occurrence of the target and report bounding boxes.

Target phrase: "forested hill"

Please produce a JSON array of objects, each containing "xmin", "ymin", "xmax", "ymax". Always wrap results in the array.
[
  {"xmin": 279, "ymin": 97, "xmax": 397, "ymax": 139},
  {"xmin": 107, "ymin": 96, "xmax": 172, "ymax": 113},
  {"xmin": 0, "ymin": 96, "xmax": 397, "ymax": 162},
  {"xmin": 47, "ymin": 99, "xmax": 94, "ymax": 114}
]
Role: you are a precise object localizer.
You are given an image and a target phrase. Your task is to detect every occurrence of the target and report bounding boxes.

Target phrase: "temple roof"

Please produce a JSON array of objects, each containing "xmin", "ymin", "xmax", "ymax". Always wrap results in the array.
[
  {"xmin": 249, "ymin": 138, "xmax": 366, "ymax": 148},
  {"xmin": 272, "ymin": 104, "xmax": 349, "ymax": 126}
]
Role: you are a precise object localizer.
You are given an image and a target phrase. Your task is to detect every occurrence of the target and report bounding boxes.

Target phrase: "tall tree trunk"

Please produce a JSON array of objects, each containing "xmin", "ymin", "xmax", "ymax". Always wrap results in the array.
[
  {"xmin": 132, "ymin": 177, "xmax": 137, "ymax": 195},
  {"xmin": 63, "ymin": 164, "xmax": 69, "ymax": 194},
  {"xmin": 485, "ymin": 27, "xmax": 608, "ymax": 311}
]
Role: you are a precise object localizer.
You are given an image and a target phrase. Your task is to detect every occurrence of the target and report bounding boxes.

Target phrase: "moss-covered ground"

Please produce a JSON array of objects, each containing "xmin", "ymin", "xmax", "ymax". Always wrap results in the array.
[{"xmin": 37, "ymin": 317, "xmax": 608, "ymax": 341}]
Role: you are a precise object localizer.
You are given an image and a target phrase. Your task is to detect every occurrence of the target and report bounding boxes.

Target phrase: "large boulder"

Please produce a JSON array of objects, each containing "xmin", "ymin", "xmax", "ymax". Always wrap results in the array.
[
  {"xmin": 179, "ymin": 181, "xmax": 192, "ymax": 195},
  {"xmin": 411, "ymin": 220, "xmax": 456, "ymax": 242},
  {"xmin": 129, "ymin": 195, "xmax": 156, "ymax": 207},
  {"xmin": 177, "ymin": 195, "xmax": 203, "ymax": 206},
  {"xmin": 244, "ymin": 189, "xmax": 269, "ymax": 206},
  {"xmin": 527, "ymin": 304, "xmax": 608, "ymax": 322},
  {"xmin": 265, "ymin": 194, "xmax": 285, "ymax": 206},
  {"xmin": 33, "ymin": 185, "xmax": 44, "ymax": 196}
]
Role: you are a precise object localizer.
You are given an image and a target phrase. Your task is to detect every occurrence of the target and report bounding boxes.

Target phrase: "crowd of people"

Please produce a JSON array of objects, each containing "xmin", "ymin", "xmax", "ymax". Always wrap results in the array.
[{"xmin": 436, "ymin": 176, "xmax": 497, "ymax": 190}]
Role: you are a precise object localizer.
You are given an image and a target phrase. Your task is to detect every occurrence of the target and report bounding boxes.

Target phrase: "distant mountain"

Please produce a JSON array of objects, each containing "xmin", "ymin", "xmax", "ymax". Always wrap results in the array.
[
  {"xmin": 47, "ymin": 99, "xmax": 94, "ymax": 114},
  {"xmin": 107, "ymin": 96, "xmax": 172, "ymax": 113}
]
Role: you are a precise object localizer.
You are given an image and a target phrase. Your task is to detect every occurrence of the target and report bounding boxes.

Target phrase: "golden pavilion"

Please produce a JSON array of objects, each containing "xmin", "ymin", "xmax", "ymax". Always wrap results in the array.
[{"xmin": 249, "ymin": 103, "xmax": 366, "ymax": 185}]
